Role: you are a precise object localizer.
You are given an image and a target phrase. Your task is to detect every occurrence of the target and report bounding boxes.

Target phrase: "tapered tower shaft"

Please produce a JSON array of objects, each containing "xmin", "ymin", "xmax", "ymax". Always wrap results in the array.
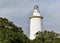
[{"xmin": 29, "ymin": 5, "xmax": 43, "ymax": 40}]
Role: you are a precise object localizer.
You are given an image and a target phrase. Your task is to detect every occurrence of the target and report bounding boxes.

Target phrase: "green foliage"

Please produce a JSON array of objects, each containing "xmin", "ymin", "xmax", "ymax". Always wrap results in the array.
[
  {"xmin": 0, "ymin": 17, "xmax": 29, "ymax": 43},
  {"xmin": 0, "ymin": 17, "xmax": 60, "ymax": 43},
  {"xmin": 33, "ymin": 30, "xmax": 60, "ymax": 43}
]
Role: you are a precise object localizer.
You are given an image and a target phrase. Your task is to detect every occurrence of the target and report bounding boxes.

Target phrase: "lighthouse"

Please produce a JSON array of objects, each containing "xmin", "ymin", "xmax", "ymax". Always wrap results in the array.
[{"xmin": 29, "ymin": 5, "xmax": 43, "ymax": 40}]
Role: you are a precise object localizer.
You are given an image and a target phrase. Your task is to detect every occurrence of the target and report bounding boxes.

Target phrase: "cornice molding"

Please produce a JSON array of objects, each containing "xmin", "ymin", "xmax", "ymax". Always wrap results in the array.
[{"xmin": 29, "ymin": 16, "xmax": 43, "ymax": 19}]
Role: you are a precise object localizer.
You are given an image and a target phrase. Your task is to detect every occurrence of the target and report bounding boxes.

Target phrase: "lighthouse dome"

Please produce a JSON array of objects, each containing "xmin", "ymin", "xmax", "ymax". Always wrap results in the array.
[{"xmin": 33, "ymin": 5, "xmax": 41, "ymax": 16}]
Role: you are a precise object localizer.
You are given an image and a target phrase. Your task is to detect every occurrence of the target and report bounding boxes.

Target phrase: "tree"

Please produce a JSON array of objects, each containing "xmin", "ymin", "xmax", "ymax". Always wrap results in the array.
[
  {"xmin": 0, "ymin": 17, "xmax": 60, "ymax": 43},
  {"xmin": 33, "ymin": 30, "xmax": 60, "ymax": 43},
  {"xmin": 0, "ymin": 17, "xmax": 29, "ymax": 43}
]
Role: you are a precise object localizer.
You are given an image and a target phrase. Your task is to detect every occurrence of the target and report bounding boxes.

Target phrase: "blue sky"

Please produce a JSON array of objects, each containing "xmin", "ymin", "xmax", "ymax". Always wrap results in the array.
[{"xmin": 0, "ymin": 0, "xmax": 60, "ymax": 36}]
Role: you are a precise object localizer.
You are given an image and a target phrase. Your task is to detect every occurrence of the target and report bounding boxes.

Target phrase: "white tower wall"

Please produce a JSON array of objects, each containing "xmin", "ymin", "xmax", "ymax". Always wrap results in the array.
[
  {"xmin": 30, "ymin": 18, "xmax": 42, "ymax": 40},
  {"xmin": 29, "ymin": 5, "xmax": 43, "ymax": 40}
]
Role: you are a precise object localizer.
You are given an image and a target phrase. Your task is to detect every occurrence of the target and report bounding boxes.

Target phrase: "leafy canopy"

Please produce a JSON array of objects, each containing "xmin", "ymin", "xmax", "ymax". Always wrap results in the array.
[
  {"xmin": 0, "ymin": 17, "xmax": 29, "ymax": 43},
  {"xmin": 0, "ymin": 17, "xmax": 60, "ymax": 43}
]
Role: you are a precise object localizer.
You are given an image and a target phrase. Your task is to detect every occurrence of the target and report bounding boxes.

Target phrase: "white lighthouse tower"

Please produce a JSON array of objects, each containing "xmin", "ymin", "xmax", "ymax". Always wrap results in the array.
[{"xmin": 29, "ymin": 5, "xmax": 43, "ymax": 40}]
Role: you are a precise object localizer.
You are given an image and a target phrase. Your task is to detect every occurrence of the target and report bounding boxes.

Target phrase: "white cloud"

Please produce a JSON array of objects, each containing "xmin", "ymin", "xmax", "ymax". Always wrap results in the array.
[{"xmin": 0, "ymin": 7, "xmax": 16, "ymax": 15}]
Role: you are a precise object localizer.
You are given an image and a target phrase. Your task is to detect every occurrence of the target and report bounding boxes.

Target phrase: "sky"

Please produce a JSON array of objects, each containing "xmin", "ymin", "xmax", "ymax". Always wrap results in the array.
[{"xmin": 0, "ymin": 0, "xmax": 60, "ymax": 36}]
